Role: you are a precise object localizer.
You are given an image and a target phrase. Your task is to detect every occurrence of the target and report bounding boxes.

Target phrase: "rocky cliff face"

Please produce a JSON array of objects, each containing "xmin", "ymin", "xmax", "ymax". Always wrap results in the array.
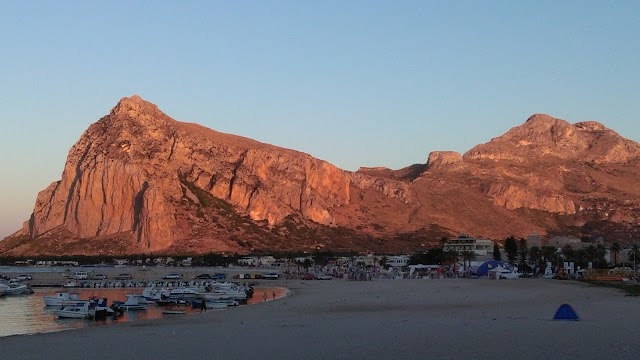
[{"xmin": 3, "ymin": 100, "xmax": 640, "ymax": 256}]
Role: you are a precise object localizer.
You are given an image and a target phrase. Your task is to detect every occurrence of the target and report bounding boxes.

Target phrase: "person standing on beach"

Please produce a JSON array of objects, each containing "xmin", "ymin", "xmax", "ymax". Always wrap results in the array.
[
  {"xmin": 201, "ymin": 299, "xmax": 207, "ymax": 312},
  {"xmin": 272, "ymin": 291, "xmax": 276, "ymax": 300},
  {"xmin": 263, "ymin": 292, "xmax": 267, "ymax": 302}
]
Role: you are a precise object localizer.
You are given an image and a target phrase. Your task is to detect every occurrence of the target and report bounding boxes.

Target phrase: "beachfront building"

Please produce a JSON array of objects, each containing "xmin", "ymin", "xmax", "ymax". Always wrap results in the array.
[
  {"xmin": 527, "ymin": 233, "xmax": 542, "ymax": 248},
  {"xmin": 443, "ymin": 235, "xmax": 495, "ymax": 261},
  {"xmin": 237, "ymin": 256, "xmax": 277, "ymax": 267},
  {"xmin": 547, "ymin": 236, "xmax": 581, "ymax": 248},
  {"xmin": 385, "ymin": 255, "xmax": 410, "ymax": 269}
]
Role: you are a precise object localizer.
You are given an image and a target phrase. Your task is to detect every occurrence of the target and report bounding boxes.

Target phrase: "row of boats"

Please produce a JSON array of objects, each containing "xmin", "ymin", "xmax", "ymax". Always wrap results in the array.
[{"xmin": 44, "ymin": 281, "xmax": 255, "ymax": 319}]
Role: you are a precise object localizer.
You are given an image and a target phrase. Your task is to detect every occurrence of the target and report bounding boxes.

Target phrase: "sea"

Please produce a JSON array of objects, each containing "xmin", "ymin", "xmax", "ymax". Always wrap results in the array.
[{"xmin": 0, "ymin": 285, "xmax": 283, "ymax": 338}]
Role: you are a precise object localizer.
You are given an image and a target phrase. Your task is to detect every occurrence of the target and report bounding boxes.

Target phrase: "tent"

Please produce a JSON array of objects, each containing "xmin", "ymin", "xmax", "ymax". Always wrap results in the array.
[
  {"xmin": 553, "ymin": 304, "xmax": 580, "ymax": 320},
  {"xmin": 475, "ymin": 260, "xmax": 506, "ymax": 277}
]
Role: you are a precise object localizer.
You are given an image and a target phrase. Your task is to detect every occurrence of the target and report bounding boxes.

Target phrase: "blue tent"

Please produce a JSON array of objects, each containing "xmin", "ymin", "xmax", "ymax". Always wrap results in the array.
[
  {"xmin": 475, "ymin": 260, "xmax": 505, "ymax": 276},
  {"xmin": 553, "ymin": 304, "xmax": 580, "ymax": 320}
]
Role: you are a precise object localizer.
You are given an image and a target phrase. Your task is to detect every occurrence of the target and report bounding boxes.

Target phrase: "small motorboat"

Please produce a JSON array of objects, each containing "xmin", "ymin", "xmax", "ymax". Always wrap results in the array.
[
  {"xmin": 43, "ymin": 292, "xmax": 83, "ymax": 307},
  {"xmin": 54, "ymin": 302, "xmax": 95, "ymax": 319},
  {"xmin": 112, "ymin": 295, "xmax": 148, "ymax": 311},
  {"xmin": 162, "ymin": 310, "xmax": 186, "ymax": 315}
]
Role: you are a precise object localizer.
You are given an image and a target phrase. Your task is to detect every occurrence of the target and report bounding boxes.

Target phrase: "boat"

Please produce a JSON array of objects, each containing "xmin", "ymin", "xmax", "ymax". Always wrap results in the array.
[
  {"xmin": 43, "ymin": 292, "xmax": 83, "ymax": 307},
  {"xmin": 141, "ymin": 287, "xmax": 171, "ymax": 302},
  {"xmin": 112, "ymin": 295, "xmax": 148, "ymax": 311},
  {"xmin": 162, "ymin": 310, "xmax": 186, "ymax": 315},
  {"xmin": 0, "ymin": 282, "xmax": 34, "ymax": 295},
  {"xmin": 169, "ymin": 287, "xmax": 201, "ymax": 299},
  {"xmin": 54, "ymin": 301, "xmax": 95, "ymax": 319},
  {"xmin": 92, "ymin": 298, "xmax": 116, "ymax": 319},
  {"xmin": 63, "ymin": 280, "xmax": 79, "ymax": 288}
]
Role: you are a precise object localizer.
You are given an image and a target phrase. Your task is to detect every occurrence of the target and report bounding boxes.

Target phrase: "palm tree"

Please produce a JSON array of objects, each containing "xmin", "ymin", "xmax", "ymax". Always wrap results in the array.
[
  {"xmin": 461, "ymin": 251, "xmax": 476, "ymax": 272},
  {"xmin": 610, "ymin": 242, "xmax": 621, "ymax": 266}
]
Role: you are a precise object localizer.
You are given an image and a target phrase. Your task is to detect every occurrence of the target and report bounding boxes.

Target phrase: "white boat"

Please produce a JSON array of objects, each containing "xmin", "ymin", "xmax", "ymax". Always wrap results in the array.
[
  {"xmin": 54, "ymin": 302, "xmax": 95, "ymax": 319},
  {"xmin": 141, "ymin": 287, "xmax": 171, "ymax": 302},
  {"xmin": 0, "ymin": 282, "xmax": 34, "ymax": 295},
  {"xmin": 113, "ymin": 295, "xmax": 148, "ymax": 311},
  {"xmin": 124, "ymin": 294, "xmax": 154, "ymax": 305},
  {"xmin": 169, "ymin": 287, "xmax": 201, "ymax": 299},
  {"xmin": 63, "ymin": 280, "xmax": 79, "ymax": 288},
  {"xmin": 43, "ymin": 292, "xmax": 83, "ymax": 307}
]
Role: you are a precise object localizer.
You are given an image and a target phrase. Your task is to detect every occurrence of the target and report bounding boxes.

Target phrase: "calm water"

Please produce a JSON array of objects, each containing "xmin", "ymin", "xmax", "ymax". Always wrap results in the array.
[{"xmin": 0, "ymin": 286, "xmax": 284, "ymax": 337}]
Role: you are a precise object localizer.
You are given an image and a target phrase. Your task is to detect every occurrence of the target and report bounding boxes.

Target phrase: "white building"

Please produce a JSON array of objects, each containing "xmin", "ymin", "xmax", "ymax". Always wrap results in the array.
[
  {"xmin": 443, "ymin": 235, "xmax": 495, "ymax": 261},
  {"xmin": 385, "ymin": 255, "xmax": 410, "ymax": 269}
]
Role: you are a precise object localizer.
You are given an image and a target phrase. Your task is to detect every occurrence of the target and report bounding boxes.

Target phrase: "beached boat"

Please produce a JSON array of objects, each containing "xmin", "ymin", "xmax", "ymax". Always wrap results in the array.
[
  {"xmin": 54, "ymin": 302, "xmax": 95, "ymax": 319},
  {"xmin": 141, "ymin": 287, "xmax": 171, "ymax": 302},
  {"xmin": 43, "ymin": 292, "xmax": 83, "ymax": 307},
  {"xmin": 112, "ymin": 295, "xmax": 148, "ymax": 311},
  {"xmin": 0, "ymin": 282, "xmax": 34, "ymax": 295},
  {"xmin": 169, "ymin": 287, "xmax": 200, "ymax": 299},
  {"xmin": 162, "ymin": 310, "xmax": 186, "ymax": 315}
]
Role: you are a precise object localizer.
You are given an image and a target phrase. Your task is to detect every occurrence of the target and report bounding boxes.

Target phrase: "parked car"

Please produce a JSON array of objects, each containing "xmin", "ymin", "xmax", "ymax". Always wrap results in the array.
[
  {"xmin": 163, "ymin": 273, "xmax": 181, "ymax": 280},
  {"xmin": 92, "ymin": 274, "xmax": 108, "ymax": 280},
  {"xmin": 115, "ymin": 273, "xmax": 132, "ymax": 280},
  {"xmin": 211, "ymin": 273, "xmax": 226, "ymax": 280},
  {"xmin": 302, "ymin": 273, "xmax": 316, "ymax": 280},
  {"xmin": 15, "ymin": 274, "xmax": 33, "ymax": 281},
  {"xmin": 262, "ymin": 272, "xmax": 279, "ymax": 279},
  {"xmin": 194, "ymin": 274, "xmax": 211, "ymax": 280}
]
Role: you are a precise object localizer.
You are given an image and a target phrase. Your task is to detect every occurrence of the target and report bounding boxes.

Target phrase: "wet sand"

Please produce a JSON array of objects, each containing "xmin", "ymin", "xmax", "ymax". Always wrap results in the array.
[{"xmin": 1, "ymin": 278, "xmax": 638, "ymax": 359}]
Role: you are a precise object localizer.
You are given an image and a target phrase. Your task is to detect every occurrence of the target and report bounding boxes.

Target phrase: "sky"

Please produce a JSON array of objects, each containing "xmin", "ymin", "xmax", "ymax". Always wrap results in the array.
[{"xmin": 0, "ymin": 1, "xmax": 639, "ymax": 238}]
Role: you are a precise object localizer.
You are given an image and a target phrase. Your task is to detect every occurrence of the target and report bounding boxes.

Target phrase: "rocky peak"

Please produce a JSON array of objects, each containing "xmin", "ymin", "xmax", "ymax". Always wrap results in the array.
[
  {"xmin": 426, "ymin": 151, "xmax": 463, "ymax": 170},
  {"xmin": 464, "ymin": 114, "xmax": 640, "ymax": 164}
]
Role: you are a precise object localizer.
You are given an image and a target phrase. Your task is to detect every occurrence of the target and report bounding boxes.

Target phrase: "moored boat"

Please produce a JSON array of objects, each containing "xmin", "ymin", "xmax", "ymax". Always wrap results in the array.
[
  {"xmin": 54, "ymin": 301, "xmax": 95, "ymax": 319},
  {"xmin": 43, "ymin": 292, "xmax": 83, "ymax": 307}
]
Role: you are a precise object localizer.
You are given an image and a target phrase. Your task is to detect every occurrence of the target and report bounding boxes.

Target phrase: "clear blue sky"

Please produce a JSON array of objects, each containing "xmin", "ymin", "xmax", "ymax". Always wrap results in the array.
[{"xmin": 1, "ymin": 1, "xmax": 639, "ymax": 238}]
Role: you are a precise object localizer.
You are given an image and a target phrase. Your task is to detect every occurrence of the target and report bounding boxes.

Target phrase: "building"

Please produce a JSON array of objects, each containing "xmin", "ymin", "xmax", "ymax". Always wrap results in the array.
[
  {"xmin": 547, "ymin": 236, "xmax": 581, "ymax": 248},
  {"xmin": 527, "ymin": 233, "xmax": 542, "ymax": 248},
  {"xmin": 385, "ymin": 255, "xmax": 410, "ymax": 269},
  {"xmin": 443, "ymin": 235, "xmax": 495, "ymax": 261}
]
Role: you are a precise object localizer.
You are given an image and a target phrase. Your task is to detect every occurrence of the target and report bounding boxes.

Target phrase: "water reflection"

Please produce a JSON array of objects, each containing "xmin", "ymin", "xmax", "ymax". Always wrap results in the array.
[{"xmin": 0, "ymin": 286, "xmax": 285, "ymax": 337}]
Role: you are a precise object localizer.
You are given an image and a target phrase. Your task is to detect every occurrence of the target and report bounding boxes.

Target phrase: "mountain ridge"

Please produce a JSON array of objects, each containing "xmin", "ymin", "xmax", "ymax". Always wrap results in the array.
[{"xmin": 2, "ymin": 96, "xmax": 639, "ymax": 256}]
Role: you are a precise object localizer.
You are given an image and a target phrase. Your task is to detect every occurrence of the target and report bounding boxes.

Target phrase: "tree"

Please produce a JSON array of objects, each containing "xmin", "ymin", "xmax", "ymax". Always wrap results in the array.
[
  {"xmin": 493, "ymin": 242, "xmax": 502, "ymax": 261},
  {"xmin": 518, "ymin": 238, "xmax": 528, "ymax": 272},
  {"xmin": 528, "ymin": 246, "xmax": 543, "ymax": 274},
  {"xmin": 461, "ymin": 251, "xmax": 476, "ymax": 272},
  {"xmin": 610, "ymin": 242, "xmax": 621, "ymax": 266},
  {"xmin": 504, "ymin": 236, "xmax": 518, "ymax": 264},
  {"xmin": 378, "ymin": 256, "xmax": 387, "ymax": 268}
]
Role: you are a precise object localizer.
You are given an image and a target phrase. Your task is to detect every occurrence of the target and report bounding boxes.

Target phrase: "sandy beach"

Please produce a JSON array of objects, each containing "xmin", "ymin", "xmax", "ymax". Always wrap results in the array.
[{"xmin": 1, "ymin": 278, "xmax": 638, "ymax": 360}]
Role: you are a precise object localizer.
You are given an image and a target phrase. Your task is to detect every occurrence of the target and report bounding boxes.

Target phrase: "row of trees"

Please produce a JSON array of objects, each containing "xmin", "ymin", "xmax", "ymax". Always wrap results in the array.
[{"xmin": 409, "ymin": 237, "xmax": 640, "ymax": 274}]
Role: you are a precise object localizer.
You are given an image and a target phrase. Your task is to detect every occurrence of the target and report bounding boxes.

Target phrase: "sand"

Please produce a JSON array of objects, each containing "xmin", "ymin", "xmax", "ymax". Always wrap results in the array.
[{"xmin": 1, "ymin": 277, "xmax": 638, "ymax": 360}]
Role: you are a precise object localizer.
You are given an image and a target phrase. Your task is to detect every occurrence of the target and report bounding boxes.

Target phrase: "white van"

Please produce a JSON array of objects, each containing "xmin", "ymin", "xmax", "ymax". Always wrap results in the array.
[{"xmin": 72, "ymin": 271, "xmax": 88, "ymax": 280}]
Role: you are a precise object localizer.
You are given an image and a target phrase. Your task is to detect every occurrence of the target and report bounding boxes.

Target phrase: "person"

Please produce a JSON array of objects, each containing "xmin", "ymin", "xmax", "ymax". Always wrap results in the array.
[
  {"xmin": 272, "ymin": 291, "xmax": 276, "ymax": 300},
  {"xmin": 263, "ymin": 292, "xmax": 267, "ymax": 302},
  {"xmin": 200, "ymin": 299, "xmax": 207, "ymax": 312}
]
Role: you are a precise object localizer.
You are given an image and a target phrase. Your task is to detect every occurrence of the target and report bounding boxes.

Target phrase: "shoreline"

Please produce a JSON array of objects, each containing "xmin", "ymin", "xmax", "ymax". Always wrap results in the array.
[{"xmin": 2, "ymin": 278, "xmax": 638, "ymax": 359}]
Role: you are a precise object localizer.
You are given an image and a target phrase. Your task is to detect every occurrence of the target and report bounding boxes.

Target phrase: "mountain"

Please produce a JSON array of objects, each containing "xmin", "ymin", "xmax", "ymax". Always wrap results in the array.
[{"xmin": 2, "ymin": 97, "xmax": 639, "ymax": 256}]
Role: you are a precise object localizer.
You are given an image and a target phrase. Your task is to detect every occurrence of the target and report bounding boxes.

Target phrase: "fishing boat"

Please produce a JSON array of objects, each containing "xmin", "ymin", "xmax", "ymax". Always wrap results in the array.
[
  {"xmin": 0, "ymin": 282, "xmax": 34, "ymax": 295},
  {"xmin": 112, "ymin": 295, "xmax": 148, "ymax": 311},
  {"xmin": 54, "ymin": 301, "xmax": 95, "ymax": 319},
  {"xmin": 43, "ymin": 292, "xmax": 83, "ymax": 307}
]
